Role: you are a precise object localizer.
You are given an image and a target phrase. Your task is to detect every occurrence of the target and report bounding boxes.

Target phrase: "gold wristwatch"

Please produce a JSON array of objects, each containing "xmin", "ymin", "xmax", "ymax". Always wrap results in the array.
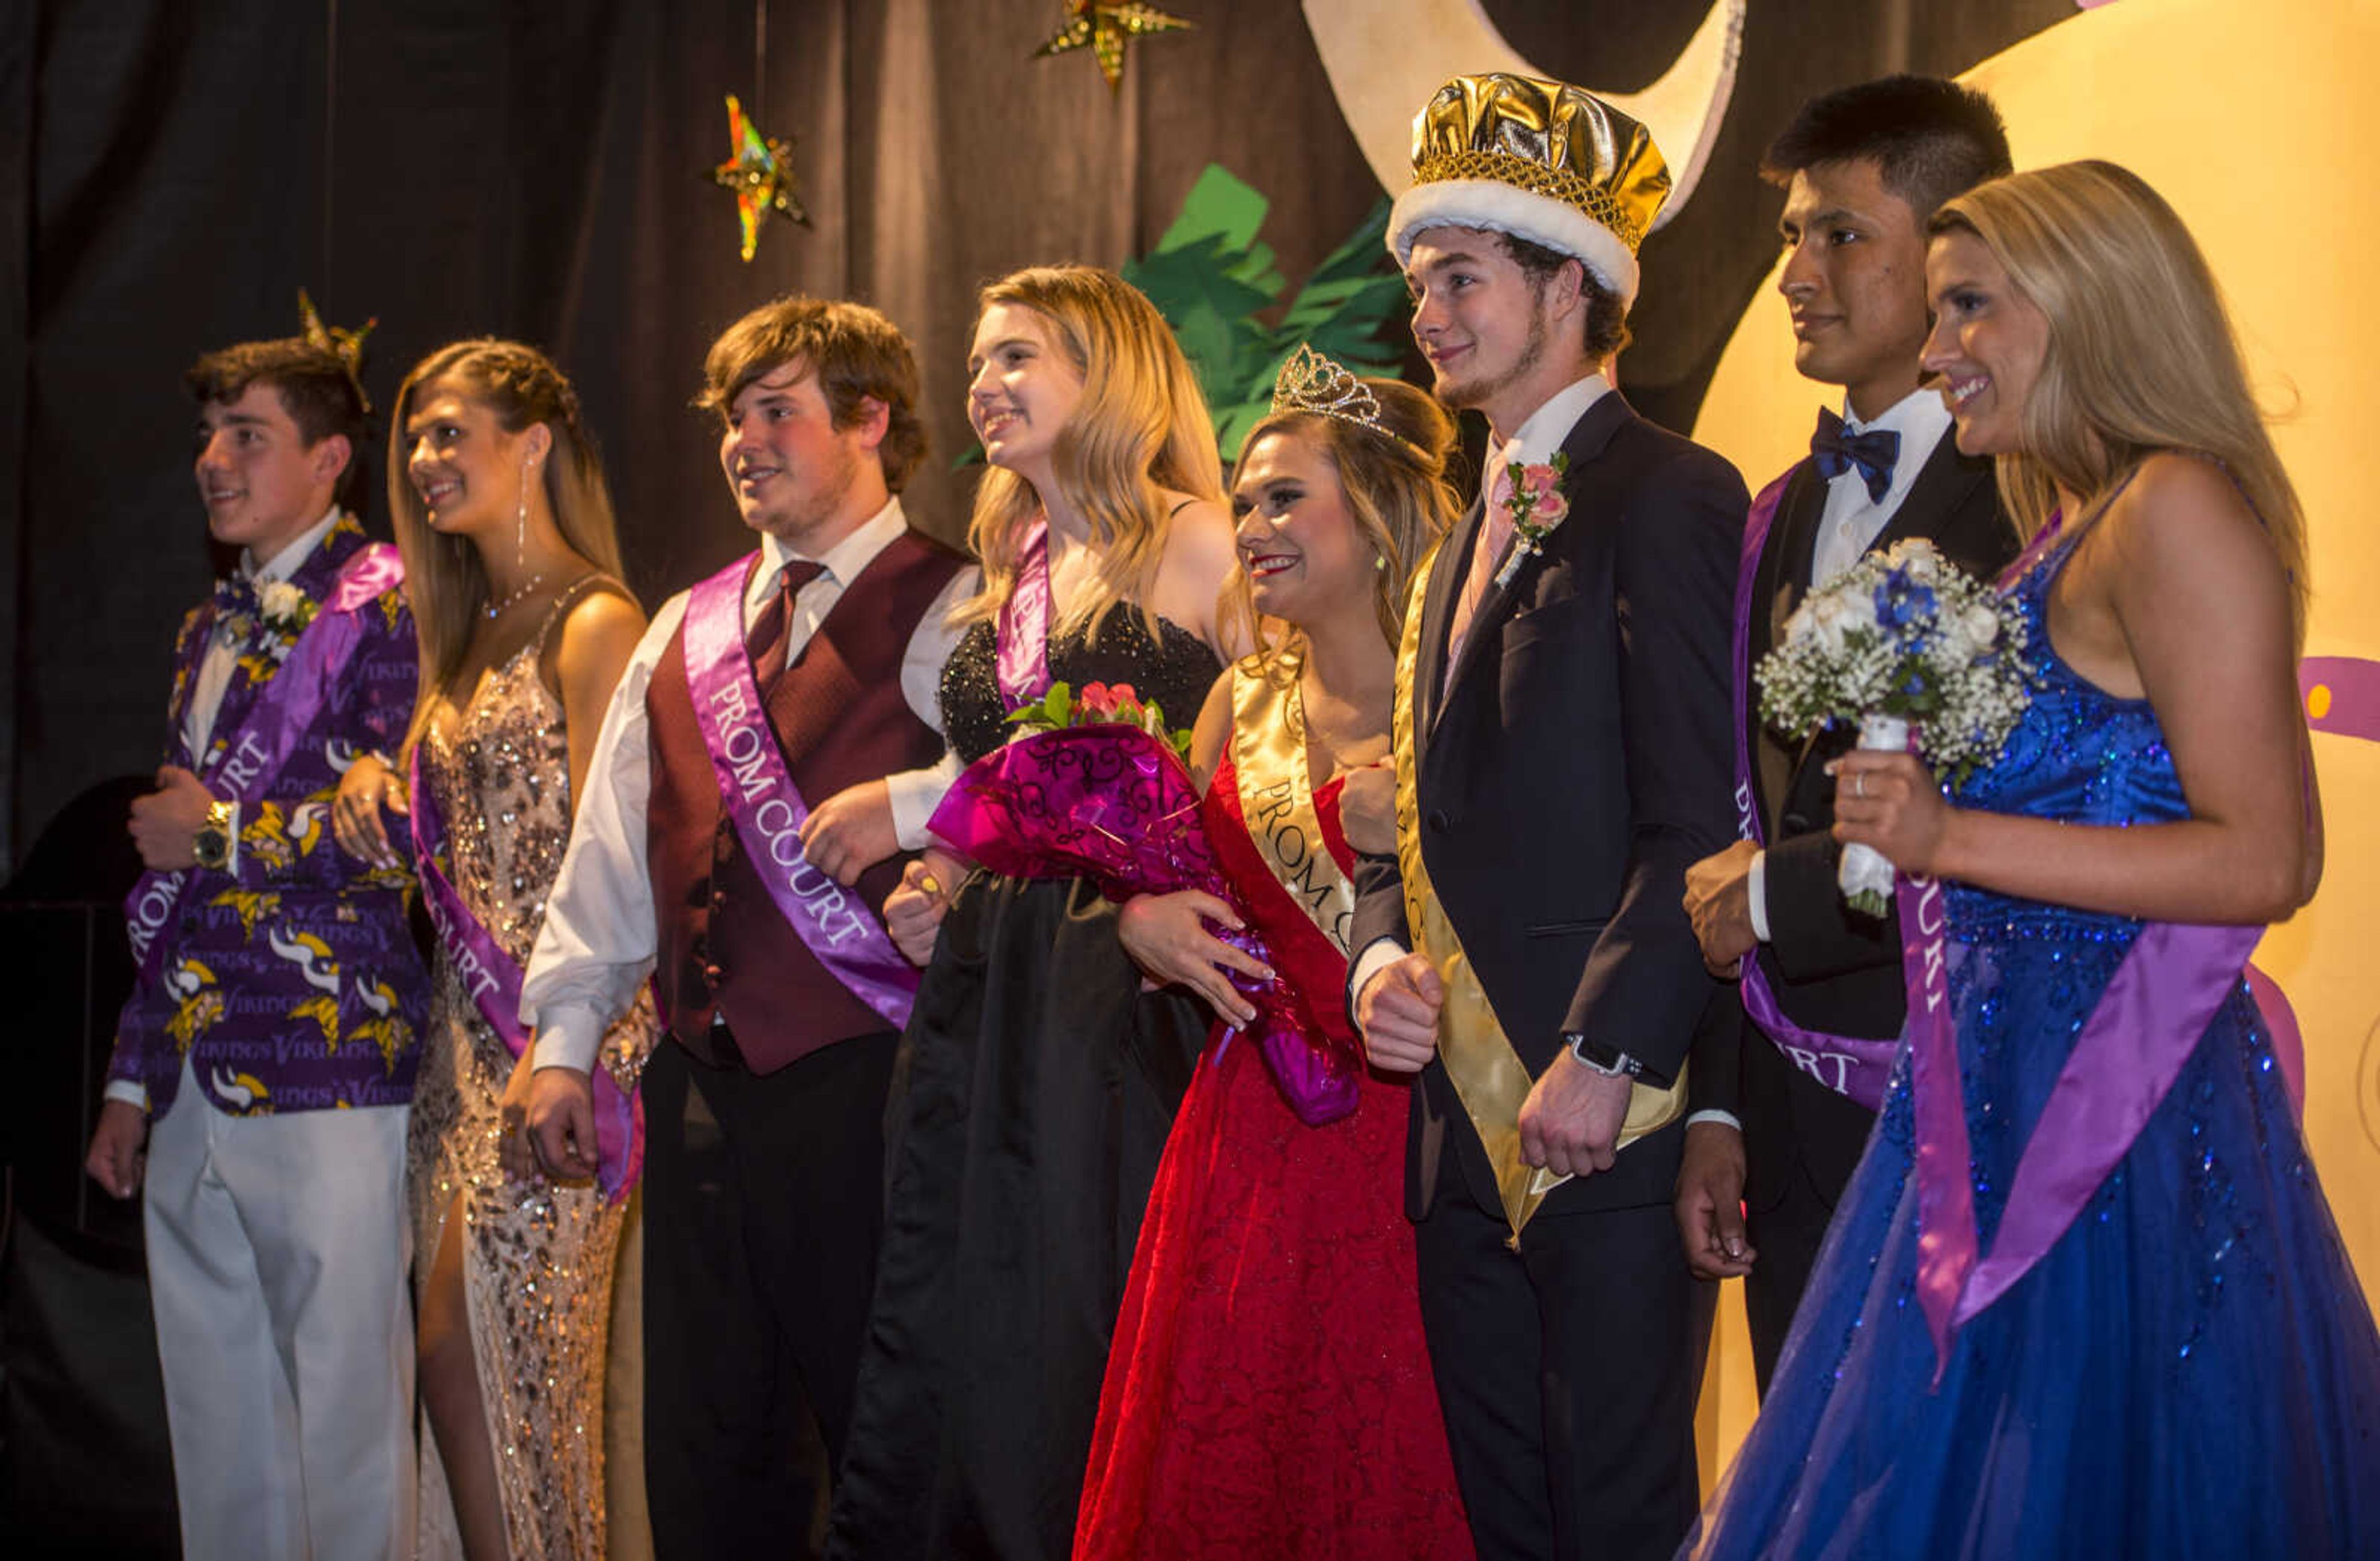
[{"xmin": 193, "ymin": 798, "xmax": 234, "ymax": 872}]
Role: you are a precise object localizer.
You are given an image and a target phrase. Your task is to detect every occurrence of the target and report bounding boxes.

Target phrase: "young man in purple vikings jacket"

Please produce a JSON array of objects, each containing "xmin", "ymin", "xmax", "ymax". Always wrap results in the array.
[
  {"xmin": 514, "ymin": 296, "xmax": 972, "ymax": 1557},
  {"xmin": 85, "ymin": 337, "xmax": 426, "ymax": 1560}
]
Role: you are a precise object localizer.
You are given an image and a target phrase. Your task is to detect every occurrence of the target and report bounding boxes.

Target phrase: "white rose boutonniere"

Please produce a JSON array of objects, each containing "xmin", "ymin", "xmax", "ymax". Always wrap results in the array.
[{"xmin": 253, "ymin": 580, "xmax": 320, "ymax": 661}]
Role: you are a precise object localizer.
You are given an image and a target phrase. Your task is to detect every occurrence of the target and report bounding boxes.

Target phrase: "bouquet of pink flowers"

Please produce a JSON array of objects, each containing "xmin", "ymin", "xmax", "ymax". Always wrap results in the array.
[
  {"xmin": 931, "ymin": 681, "xmax": 1359, "ymax": 1124},
  {"xmin": 1002, "ymin": 679, "xmax": 1192, "ymax": 758}
]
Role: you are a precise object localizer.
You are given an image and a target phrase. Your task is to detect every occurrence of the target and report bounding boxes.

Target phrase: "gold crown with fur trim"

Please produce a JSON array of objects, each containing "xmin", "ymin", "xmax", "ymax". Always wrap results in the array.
[{"xmin": 1388, "ymin": 73, "xmax": 1672, "ymax": 309}]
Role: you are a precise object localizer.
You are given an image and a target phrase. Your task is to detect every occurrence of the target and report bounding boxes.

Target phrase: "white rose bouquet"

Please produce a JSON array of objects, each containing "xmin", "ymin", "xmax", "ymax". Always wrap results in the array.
[{"xmin": 1756, "ymin": 537, "xmax": 2032, "ymax": 914}]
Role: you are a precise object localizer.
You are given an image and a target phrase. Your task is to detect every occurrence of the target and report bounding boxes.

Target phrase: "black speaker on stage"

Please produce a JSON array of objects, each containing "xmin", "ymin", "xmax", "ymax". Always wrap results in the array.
[{"xmin": 1, "ymin": 776, "xmax": 180, "ymax": 1557}]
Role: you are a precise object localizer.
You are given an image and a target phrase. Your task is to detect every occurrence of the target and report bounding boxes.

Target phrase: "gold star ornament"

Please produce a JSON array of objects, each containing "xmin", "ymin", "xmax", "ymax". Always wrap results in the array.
[
  {"xmin": 712, "ymin": 94, "xmax": 809, "ymax": 263},
  {"xmin": 297, "ymin": 289, "xmax": 376, "ymax": 412},
  {"xmin": 1035, "ymin": 2, "xmax": 1194, "ymax": 91}
]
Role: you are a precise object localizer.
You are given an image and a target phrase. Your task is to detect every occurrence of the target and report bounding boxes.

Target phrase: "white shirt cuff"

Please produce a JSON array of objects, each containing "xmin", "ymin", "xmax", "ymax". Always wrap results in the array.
[
  {"xmin": 1347, "ymin": 937, "xmax": 1410, "ymax": 1033},
  {"xmin": 105, "ymin": 1079, "xmax": 150, "ymax": 1110},
  {"xmin": 886, "ymin": 750, "xmax": 963, "ymax": 853},
  {"xmin": 1685, "ymin": 1108, "xmax": 1743, "ymax": 1132},
  {"xmin": 1747, "ymin": 848, "xmax": 1771, "ymax": 944},
  {"xmin": 531, "ymin": 1003, "xmax": 609, "ymax": 1073}
]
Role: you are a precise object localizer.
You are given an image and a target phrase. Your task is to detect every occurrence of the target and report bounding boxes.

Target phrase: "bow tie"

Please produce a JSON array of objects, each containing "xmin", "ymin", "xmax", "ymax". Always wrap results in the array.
[
  {"xmin": 1810, "ymin": 408, "xmax": 1900, "ymax": 503},
  {"xmin": 212, "ymin": 575, "xmax": 260, "ymax": 643}
]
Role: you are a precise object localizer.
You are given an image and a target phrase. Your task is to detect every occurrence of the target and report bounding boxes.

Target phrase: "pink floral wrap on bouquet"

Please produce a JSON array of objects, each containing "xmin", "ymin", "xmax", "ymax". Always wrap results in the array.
[{"xmin": 928, "ymin": 724, "xmax": 1360, "ymax": 1125}]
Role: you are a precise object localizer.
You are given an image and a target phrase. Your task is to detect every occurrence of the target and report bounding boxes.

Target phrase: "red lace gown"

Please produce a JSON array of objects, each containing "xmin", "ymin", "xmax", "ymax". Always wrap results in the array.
[{"xmin": 1073, "ymin": 756, "xmax": 1473, "ymax": 1560}]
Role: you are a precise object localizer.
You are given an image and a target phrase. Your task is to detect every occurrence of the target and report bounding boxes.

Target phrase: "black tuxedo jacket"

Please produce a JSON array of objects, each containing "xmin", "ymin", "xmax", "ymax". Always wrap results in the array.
[
  {"xmin": 1695, "ymin": 425, "xmax": 2020, "ymax": 1213},
  {"xmin": 1351, "ymin": 389, "xmax": 1748, "ymax": 1222}
]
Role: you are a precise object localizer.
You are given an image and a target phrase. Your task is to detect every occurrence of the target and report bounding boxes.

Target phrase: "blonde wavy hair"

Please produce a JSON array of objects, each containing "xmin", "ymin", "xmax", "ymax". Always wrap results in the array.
[
  {"xmin": 1932, "ymin": 161, "xmax": 2309, "ymax": 647},
  {"xmin": 387, "ymin": 339, "xmax": 627, "ymax": 746},
  {"xmin": 1225, "ymin": 376, "xmax": 1460, "ymax": 665},
  {"xmin": 956, "ymin": 265, "xmax": 1223, "ymax": 641}
]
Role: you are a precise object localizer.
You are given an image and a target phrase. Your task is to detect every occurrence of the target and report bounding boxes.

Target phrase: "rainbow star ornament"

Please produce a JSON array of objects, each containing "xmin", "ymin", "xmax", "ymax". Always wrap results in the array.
[
  {"xmin": 1035, "ymin": 2, "xmax": 1193, "ymax": 91},
  {"xmin": 712, "ymin": 94, "xmax": 809, "ymax": 262}
]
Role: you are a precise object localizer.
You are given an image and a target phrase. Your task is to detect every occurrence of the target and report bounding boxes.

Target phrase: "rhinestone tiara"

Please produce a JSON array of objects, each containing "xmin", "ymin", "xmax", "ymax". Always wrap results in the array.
[{"xmin": 1266, "ymin": 343, "xmax": 1427, "ymax": 461}]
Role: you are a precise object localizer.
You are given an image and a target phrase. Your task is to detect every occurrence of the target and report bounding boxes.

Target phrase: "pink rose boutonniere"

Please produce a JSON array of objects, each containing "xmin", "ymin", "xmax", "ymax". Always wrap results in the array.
[{"xmin": 1491, "ymin": 452, "xmax": 1571, "ymax": 590}]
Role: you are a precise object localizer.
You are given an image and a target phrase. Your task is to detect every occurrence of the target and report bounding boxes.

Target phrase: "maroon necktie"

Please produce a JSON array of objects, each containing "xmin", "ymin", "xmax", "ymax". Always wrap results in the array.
[{"xmin": 746, "ymin": 560, "xmax": 826, "ymax": 689}]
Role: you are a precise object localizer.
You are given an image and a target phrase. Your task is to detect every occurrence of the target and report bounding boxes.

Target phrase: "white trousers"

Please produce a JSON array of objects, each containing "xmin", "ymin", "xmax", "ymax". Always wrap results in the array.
[{"xmin": 143, "ymin": 1055, "xmax": 415, "ymax": 1560}]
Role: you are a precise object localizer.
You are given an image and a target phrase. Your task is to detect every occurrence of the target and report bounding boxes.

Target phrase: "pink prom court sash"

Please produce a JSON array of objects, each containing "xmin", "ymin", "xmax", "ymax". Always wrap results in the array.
[
  {"xmin": 1729, "ymin": 471, "xmax": 1898, "ymax": 1111},
  {"xmin": 679, "ymin": 555, "xmax": 920, "ymax": 1032},
  {"xmin": 123, "ymin": 543, "xmax": 405, "ymax": 993},
  {"xmin": 408, "ymin": 745, "xmax": 642, "ymax": 1201},
  {"xmin": 995, "ymin": 515, "xmax": 1054, "ymax": 707}
]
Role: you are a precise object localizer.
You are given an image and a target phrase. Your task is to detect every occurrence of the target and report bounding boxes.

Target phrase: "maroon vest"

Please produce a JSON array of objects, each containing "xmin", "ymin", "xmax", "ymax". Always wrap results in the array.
[{"xmin": 646, "ymin": 529, "xmax": 964, "ymax": 1072}]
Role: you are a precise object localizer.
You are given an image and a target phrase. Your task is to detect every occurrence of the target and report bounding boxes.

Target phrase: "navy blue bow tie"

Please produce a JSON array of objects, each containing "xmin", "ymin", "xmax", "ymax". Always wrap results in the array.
[
  {"xmin": 1810, "ymin": 408, "xmax": 1900, "ymax": 503},
  {"xmin": 211, "ymin": 574, "xmax": 260, "ymax": 641}
]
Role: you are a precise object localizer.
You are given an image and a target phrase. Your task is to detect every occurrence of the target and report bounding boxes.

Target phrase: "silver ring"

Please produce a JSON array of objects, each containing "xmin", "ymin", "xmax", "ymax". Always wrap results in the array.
[{"xmin": 1853, "ymin": 772, "xmax": 1867, "ymax": 798}]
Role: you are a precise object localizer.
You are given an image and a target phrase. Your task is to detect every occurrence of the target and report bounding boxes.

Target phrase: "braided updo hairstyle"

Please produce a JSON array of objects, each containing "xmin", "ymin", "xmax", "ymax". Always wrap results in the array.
[{"xmin": 388, "ymin": 339, "xmax": 626, "ymax": 734}]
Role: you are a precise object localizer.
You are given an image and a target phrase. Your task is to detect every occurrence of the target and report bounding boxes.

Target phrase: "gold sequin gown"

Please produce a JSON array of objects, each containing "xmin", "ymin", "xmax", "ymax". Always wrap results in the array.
[{"xmin": 408, "ymin": 585, "xmax": 656, "ymax": 1560}]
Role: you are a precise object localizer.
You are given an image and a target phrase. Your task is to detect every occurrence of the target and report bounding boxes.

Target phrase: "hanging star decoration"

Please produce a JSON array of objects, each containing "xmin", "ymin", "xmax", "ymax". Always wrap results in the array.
[
  {"xmin": 298, "ymin": 288, "xmax": 376, "ymax": 412},
  {"xmin": 1035, "ymin": 2, "xmax": 1193, "ymax": 92},
  {"xmin": 712, "ymin": 94, "xmax": 809, "ymax": 262}
]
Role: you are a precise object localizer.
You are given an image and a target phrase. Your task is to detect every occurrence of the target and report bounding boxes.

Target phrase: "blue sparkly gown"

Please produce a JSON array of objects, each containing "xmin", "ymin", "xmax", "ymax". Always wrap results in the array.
[{"xmin": 1688, "ymin": 531, "xmax": 2380, "ymax": 1560}]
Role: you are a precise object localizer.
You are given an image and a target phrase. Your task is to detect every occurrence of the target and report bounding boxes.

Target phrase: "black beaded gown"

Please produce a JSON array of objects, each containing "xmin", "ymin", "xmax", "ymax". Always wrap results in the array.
[{"xmin": 825, "ymin": 611, "xmax": 1223, "ymax": 1561}]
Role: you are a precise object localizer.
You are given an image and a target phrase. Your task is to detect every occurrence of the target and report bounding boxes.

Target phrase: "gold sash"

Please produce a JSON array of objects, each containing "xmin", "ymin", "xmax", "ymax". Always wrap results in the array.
[
  {"xmin": 1230, "ymin": 654, "xmax": 1359, "ymax": 956},
  {"xmin": 1391, "ymin": 546, "xmax": 1685, "ymax": 1238}
]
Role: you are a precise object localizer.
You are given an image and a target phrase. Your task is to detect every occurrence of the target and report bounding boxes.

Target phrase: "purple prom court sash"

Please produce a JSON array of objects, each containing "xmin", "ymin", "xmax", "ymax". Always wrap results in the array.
[
  {"xmin": 408, "ymin": 746, "xmax": 641, "ymax": 1201},
  {"xmin": 680, "ymin": 556, "xmax": 920, "ymax": 1032},
  {"xmin": 123, "ymin": 543, "xmax": 405, "ymax": 994},
  {"xmin": 996, "ymin": 516, "xmax": 1054, "ymax": 706},
  {"xmin": 1883, "ymin": 508, "xmax": 2265, "ymax": 1373},
  {"xmin": 1907, "ymin": 510, "xmax": 2267, "ymax": 1371},
  {"xmin": 1730, "ymin": 472, "xmax": 1898, "ymax": 1111},
  {"xmin": 1735, "ymin": 477, "xmax": 2267, "ymax": 1368}
]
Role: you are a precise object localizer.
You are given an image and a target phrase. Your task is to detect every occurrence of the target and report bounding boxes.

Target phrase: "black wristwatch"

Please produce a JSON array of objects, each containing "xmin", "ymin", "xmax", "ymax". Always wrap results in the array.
[{"xmin": 1563, "ymin": 1030, "xmax": 1643, "ymax": 1077}]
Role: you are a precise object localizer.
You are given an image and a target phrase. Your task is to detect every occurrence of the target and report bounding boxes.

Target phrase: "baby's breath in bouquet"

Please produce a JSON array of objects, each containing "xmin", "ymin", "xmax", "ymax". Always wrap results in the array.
[{"xmin": 1756, "ymin": 538, "xmax": 2033, "ymax": 914}]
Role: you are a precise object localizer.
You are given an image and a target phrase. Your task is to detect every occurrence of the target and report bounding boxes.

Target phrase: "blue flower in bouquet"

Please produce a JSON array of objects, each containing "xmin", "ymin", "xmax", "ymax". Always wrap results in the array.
[{"xmin": 1757, "ymin": 537, "xmax": 2035, "ymax": 786}]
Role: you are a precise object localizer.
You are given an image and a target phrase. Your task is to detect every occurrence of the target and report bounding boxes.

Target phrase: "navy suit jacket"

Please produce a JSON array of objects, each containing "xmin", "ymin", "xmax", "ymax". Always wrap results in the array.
[
  {"xmin": 1691, "ymin": 425, "xmax": 2019, "ymax": 1213},
  {"xmin": 1352, "ymin": 389, "xmax": 1748, "ymax": 1221}
]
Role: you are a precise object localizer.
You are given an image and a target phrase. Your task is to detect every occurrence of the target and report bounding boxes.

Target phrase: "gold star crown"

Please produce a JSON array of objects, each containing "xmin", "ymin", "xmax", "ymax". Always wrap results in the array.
[{"xmin": 1267, "ymin": 344, "xmax": 1426, "ymax": 461}]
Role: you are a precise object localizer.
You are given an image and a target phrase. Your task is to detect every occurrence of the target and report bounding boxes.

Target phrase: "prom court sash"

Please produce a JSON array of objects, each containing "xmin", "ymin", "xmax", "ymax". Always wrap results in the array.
[
  {"xmin": 1729, "ymin": 471, "xmax": 1898, "ymax": 1111},
  {"xmin": 1231, "ymin": 653, "xmax": 1357, "ymax": 960},
  {"xmin": 123, "ymin": 543, "xmax": 405, "ymax": 997},
  {"xmin": 1903, "ymin": 513, "xmax": 2265, "ymax": 1373},
  {"xmin": 681, "ymin": 555, "xmax": 920, "ymax": 1032},
  {"xmin": 408, "ymin": 745, "xmax": 641, "ymax": 1201},
  {"xmin": 997, "ymin": 516, "xmax": 1054, "ymax": 706},
  {"xmin": 1391, "ymin": 544, "xmax": 1683, "ymax": 1240}
]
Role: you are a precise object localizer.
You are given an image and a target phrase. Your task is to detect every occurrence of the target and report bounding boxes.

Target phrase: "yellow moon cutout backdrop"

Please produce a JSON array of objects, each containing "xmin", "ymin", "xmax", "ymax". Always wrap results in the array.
[{"xmin": 1688, "ymin": 0, "xmax": 2380, "ymax": 1480}]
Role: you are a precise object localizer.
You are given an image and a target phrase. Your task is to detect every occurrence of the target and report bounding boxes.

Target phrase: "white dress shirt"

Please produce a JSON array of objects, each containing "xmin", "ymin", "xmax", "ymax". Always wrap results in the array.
[
  {"xmin": 1747, "ymin": 386, "xmax": 1954, "ymax": 942},
  {"xmin": 1347, "ymin": 374, "xmax": 1611, "ymax": 1025},
  {"xmin": 521, "ymin": 498, "xmax": 974, "ymax": 1072}
]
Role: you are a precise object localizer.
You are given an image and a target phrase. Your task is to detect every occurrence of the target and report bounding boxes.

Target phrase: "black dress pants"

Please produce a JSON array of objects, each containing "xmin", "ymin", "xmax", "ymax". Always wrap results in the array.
[
  {"xmin": 640, "ymin": 1027, "xmax": 897, "ymax": 1560},
  {"xmin": 1742, "ymin": 1147, "xmax": 1844, "ymax": 1394},
  {"xmin": 1416, "ymin": 1151, "xmax": 1717, "ymax": 1561}
]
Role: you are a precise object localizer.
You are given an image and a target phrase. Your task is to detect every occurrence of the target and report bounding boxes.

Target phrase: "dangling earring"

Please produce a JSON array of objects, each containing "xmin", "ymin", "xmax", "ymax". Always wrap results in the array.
[{"xmin": 516, "ymin": 455, "xmax": 532, "ymax": 570}]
